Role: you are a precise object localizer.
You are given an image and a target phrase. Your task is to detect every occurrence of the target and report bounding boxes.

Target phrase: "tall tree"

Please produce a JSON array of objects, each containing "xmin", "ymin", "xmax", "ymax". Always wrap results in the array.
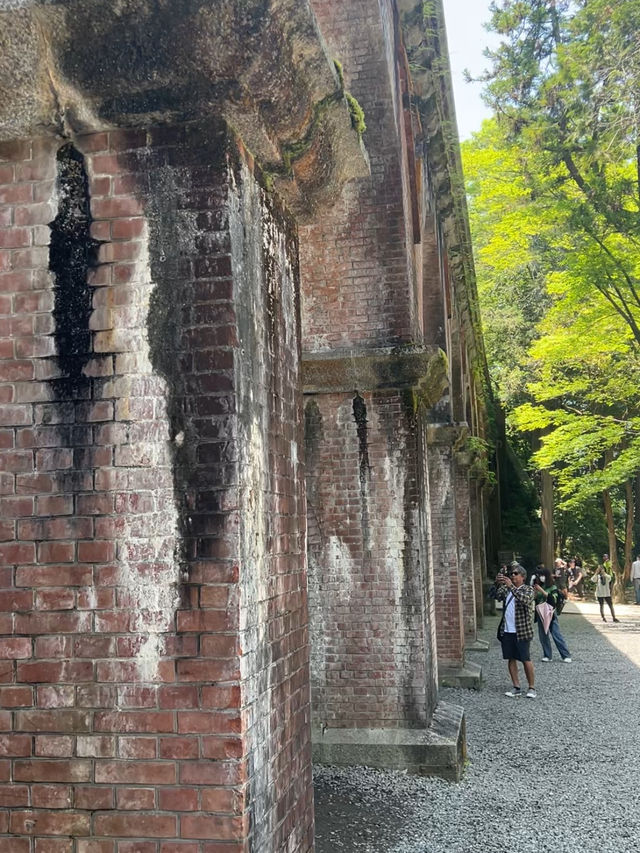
[
  {"xmin": 483, "ymin": 0, "xmax": 640, "ymax": 346},
  {"xmin": 465, "ymin": 0, "xmax": 640, "ymax": 576}
]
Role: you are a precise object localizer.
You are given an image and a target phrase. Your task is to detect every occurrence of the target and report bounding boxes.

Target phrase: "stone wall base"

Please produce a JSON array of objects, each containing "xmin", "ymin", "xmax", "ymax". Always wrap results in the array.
[
  {"xmin": 311, "ymin": 701, "xmax": 466, "ymax": 781},
  {"xmin": 439, "ymin": 660, "xmax": 484, "ymax": 690},
  {"xmin": 467, "ymin": 638, "xmax": 490, "ymax": 652}
]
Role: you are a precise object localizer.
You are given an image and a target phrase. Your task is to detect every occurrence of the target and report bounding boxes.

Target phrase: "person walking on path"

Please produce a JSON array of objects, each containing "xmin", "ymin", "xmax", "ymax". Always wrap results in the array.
[
  {"xmin": 592, "ymin": 564, "xmax": 619, "ymax": 622},
  {"xmin": 495, "ymin": 563, "xmax": 537, "ymax": 698},
  {"xmin": 631, "ymin": 555, "xmax": 640, "ymax": 605},
  {"xmin": 532, "ymin": 569, "xmax": 572, "ymax": 662},
  {"xmin": 567, "ymin": 558, "xmax": 584, "ymax": 598}
]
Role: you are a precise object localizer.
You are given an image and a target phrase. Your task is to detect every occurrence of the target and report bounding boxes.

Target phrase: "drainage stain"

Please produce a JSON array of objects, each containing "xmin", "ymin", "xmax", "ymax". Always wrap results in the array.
[{"xmin": 49, "ymin": 143, "xmax": 99, "ymax": 398}]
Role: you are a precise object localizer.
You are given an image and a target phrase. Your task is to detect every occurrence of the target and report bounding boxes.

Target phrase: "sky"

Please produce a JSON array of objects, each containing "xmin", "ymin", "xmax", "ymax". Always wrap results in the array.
[{"xmin": 441, "ymin": 0, "xmax": 502, "ymax": 140}]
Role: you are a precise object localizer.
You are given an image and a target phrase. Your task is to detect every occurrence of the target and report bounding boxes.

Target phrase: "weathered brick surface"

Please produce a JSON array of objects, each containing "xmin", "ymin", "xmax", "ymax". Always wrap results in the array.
[
  {"xmin": 301, "ymin": 0, "xmax": 421, "ymax": 351},
  {"xmin": 426, "ymin": 438, "xmax": 465, "ymax": 667},
  {"xmin": 299, "ymin": 0, "xmax": 458, "ymax": 729},
  {"xmin": 298, "ymin": 0, "xmax": 491, "ymax": 698},
  {"xmin": 0, "ymin": 125, "xmax": 312, "ymax": 852},
  {"xmin": 455, "ymin": 460, "xmax": 477, "ymax": 640},
  {"xmin": 305, "ymin": 390, "xmax": 434, "ymax": 727}
]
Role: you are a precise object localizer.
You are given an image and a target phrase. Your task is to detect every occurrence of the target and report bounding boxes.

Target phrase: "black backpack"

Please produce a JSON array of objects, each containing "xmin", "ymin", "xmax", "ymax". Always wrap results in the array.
[{"xmin": 552, "ymin": 587, "xmax": 567, "ymax": 615}]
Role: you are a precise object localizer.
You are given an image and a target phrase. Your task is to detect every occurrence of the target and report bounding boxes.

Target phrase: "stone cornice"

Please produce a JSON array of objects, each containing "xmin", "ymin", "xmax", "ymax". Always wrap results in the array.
[
  {"xmin": 426, "ymin": 421, "xmax": 469, "ymax": 449},
  {"xmin": 0, "ymin": 0, "xmax": 368, "ymax": 215},
  {"xmin": 302, "ymin": 346, "xmax": 447, "ymax": 404}
]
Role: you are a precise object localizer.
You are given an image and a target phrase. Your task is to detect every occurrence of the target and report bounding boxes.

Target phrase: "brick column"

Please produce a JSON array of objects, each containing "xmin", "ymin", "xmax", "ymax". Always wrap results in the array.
[
  {"xmin": 304, "ymin": 348, "xmax": 445, "ymax": 731},
  {"xmin": 454, "ymin": 451, "xmax": 477, "ymax": 642},
  {"xmin": 426, "ymin": 425, "xmax": 464, "ymax": 669},
  {"xmin": 426, "ymin": 424, "xmax": 483, "ymax": 689},
  {"xmin": 0, "ymin": 124, "xmax": 313, "ymax": 853},
  {"xmin": 303, "ymin": 349, "xmax": 465, "ymax": 776},
  {"xmin": 470, "ymin": 478, "xmax": 487, "ymax": 630}
]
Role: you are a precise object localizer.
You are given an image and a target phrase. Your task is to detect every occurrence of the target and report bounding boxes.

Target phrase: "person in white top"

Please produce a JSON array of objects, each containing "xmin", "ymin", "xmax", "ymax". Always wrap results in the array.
[
  {"xmin": 631, "ymin": 555, "xmax": 640, "ymax": 605},
  {"xmin": 592, "ymin": 565, "xmax": 619, "ymax": 622},
  {"xmin": 494, "ymin": 564, "xmax": 537, "ymax": 699}
]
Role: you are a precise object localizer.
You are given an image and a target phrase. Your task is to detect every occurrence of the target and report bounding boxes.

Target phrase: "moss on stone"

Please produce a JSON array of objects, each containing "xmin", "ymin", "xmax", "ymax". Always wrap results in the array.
[{"xmin": 345, "ymin": 91, "xmax": 366, "ymax": 137}]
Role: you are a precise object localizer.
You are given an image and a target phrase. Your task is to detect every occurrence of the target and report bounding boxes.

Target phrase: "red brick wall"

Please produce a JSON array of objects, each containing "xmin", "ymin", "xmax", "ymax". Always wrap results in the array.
[
  {"xmin": 305, "ymin": 389, "xmax": 434, "ymax": 728},
  {"xmin": 425, "ymin": 438, "xmax": 465, "ymax": 668},
  {"xmin": 299, "ymin": 0, "xmax": 450, "ymax": 729},
  {"xmin": 0, "ymin": 125, "xmax": 312, "ymax": 852},
  {"xmin": 300, "ymin": 0, "xmax": 420, "ymax": 351},
  {"xmin": 421, "ymin": 216, "xmax": 447, "ymax": 351},
  {"xmin": 455, "ymin": 461, "xmax": 477, "ymax": 639}
]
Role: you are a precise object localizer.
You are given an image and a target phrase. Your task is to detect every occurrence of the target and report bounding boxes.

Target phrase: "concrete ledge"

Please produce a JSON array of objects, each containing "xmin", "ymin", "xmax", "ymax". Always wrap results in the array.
[
  {"xmin": 312, "ymin": 701, "xmax": 466, "ymax": 781},
  {"xmin": 466, "ymin": 638, "xmax": 490, "ymax": 652},
  {"xmin": 302, "ymin": 345, "xmax": 446, "ymax": 400},
  {"xmin": 439, "ymin": 660, "xmax": 483, "ymax": 690}
]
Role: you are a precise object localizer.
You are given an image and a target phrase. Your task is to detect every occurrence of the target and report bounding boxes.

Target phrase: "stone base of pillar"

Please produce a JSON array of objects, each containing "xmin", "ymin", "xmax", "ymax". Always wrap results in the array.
[
  {"xmin": 483, "ymin": 579, "xmax": 497, "ymax": 616},
  {"xmin": 311, "ymin": 701, "xmax": 466, "ymax": 781},
  {"xmin": 439, "ymin": 660, "xmax": 484, "ymax": 690},
  {"xmin": 466, "ymin": 638, "xmax": 490, "ymax": 652}
]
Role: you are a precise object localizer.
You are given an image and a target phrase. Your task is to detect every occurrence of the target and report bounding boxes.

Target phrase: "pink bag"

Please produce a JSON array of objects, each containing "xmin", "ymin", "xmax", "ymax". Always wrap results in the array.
[{"xmin": 536, "ymin": 601, "xmax": 554, "ymax": 634}]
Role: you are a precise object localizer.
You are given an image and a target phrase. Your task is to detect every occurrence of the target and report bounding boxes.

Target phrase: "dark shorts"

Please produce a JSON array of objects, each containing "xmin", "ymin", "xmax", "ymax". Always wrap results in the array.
[{"xmin": 500, "ymin": 632, "xmax": 530, "ymax": 662}]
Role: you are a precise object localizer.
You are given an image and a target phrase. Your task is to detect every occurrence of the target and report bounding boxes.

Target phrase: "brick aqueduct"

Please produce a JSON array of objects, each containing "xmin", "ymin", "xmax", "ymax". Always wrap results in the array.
[{"xmin": 0, "ymin": 1, "xmax": 499, "ymax": 851}]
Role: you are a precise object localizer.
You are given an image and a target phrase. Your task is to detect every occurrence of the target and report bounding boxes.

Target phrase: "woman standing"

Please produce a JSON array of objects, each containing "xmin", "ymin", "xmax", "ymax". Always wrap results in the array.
[
  {"xmin": 592, "ymin": 565, "xmax": 619, "ymax": 623},
  {"xmin": 533, "ymin": 569, "xmax": 572, "ymax": 662}
]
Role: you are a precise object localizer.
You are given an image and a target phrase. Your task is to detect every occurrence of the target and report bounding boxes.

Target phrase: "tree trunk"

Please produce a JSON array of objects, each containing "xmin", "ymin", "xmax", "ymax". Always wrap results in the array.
[
  {"xmin": 634, "ymin": 473, "xmax": 640, "ymax": 555},
  {"xmin": 624, "ymin": 479, "xmax": 634, "ymax": 584},
  {"xmin": 603, "ymin": 488, "xmax": 624, "ymax": 602},
  {"xmin": 541, "ymin": 468, "xmax": 554, "ymax": 569}
]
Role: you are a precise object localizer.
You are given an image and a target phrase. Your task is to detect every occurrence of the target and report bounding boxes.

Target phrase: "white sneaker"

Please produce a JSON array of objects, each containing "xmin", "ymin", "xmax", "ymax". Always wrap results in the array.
[
  {"xmin": 526, "ymin": 689, "xmax": 537, "ymax": 699},
  {"xmin": 541, "ymin": 657, "xmax": 551, "ymax": 662},
  {"xmin": 562, "ymin": 657, "xmax": 572, "ymax": 663},
  {"xmin": 505, "ymin": 687, "xmax": 522, "ymax": 698}
]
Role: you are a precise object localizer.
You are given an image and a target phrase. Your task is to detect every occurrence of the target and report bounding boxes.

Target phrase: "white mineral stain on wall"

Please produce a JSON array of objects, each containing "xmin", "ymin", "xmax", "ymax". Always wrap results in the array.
[
  {"xmin": 308, "ymin": 535, "xmax": 355, "ymax": 688},
  {"xmin": 229, "ymin": 163, "xmax": 274, "ymax": 853},
  {"xmin": 379, "ymin": 433, "xmax": 423, "ymax": 686},
  {"xmin": 381, "ymin": 446, "xmax": 409, "ymax": 604},
  {"xmin": 94, "ymin": 222, "xmax": 180, "ymax": 682}
]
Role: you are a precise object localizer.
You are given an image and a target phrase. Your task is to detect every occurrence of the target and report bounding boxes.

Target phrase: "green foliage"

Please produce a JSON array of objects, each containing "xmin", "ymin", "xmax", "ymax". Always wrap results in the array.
[
  {"xmin": 499, "ymin": 435, "xmax": 541, "ymax": 563},
  {"xmin": 332, "ymin": 58, "xmax": 366, "ymax": 138},
  {"xmin": 462, "ymin": 121, "xmax": 552, "ymax": 410},
  {"xmin": 483, "ymin": 0, "xmax": 640, "ymax": 346},
  {"xmin": 556, "ymin": 494, "xmax": 611, "ymax": 566},
  {"xmin": 463, "ymin": 1, "xmax": 640, "ymax": 530},
  {"xmin": 465, "ymin": 436, "xmax": 498, "ymax": 485}
]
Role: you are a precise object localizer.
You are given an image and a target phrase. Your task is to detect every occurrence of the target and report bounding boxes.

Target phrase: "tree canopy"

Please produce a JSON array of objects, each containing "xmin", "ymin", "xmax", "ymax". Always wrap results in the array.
[{"xmin": 463, "ymin": 0, "xmax": 640, "ymax": 568}]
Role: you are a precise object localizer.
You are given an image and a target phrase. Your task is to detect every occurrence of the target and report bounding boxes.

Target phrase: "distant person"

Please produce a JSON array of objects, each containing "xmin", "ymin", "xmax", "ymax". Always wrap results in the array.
[
  {"xmin": 631, "ymin": 555, "xmax": 640, "ymax": 605},
  {"xmin": 529, "ymin": 563, "xmax": 544, "ymax": 587},
  {"xmin": 532, "ymin": 568, "xmax": 572, "ymax": 662},
  {"xmin": 553, "ymin": 558, "xmax": 568, "ymax": 589},
  {"xmin": 592, "ymin": 565, "xmax": 619, "ymax": 623},
  {"xmin": 495, "ymin": 563, "xmax": 537, "ymax": 698},
  {"xmin": 553, "ymin": 560, "xmax": 568, "ymax": 597},
  {"xmin": 567, "ymin": 559, "xmax": 584, "ymax": 598}
]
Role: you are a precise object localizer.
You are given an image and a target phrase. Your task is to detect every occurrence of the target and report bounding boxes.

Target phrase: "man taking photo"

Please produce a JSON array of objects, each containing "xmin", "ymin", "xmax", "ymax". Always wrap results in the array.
[{"xmin": 495, "ymin": 563, "xmax": 536, "ymax": 698}]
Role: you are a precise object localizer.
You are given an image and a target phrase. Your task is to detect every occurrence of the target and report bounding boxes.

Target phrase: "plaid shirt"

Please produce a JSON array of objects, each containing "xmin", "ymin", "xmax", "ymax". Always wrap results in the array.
[{"xmin": 496, "ymin": 583, "xmax": 535, "ymax": 641}]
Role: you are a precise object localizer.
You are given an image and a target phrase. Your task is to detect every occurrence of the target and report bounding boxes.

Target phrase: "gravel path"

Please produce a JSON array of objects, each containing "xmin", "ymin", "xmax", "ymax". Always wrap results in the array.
[{"xmin": 314, "ymin": 602, "xmax": 640, "ymax": 853}]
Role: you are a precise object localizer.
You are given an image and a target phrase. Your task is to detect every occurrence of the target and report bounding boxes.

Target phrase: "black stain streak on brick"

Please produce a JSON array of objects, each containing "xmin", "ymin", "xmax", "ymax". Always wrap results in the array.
[
  {"xmin": 352, "ymin": 392, "xmax": 370, "ymax": 483},
  {"xmin": 352, "ymin": 392, "xmax": 371, "ymax": 551},
  {"xmin": 48, "ymin": 143, "xmax": 99, "ymax": 399}
]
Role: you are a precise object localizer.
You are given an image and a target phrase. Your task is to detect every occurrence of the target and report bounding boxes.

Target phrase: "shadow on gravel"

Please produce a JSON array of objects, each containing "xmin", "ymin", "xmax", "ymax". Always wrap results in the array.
[
  {"xmin": 314, "ymin": 768, "xmax": 418, "ymax": 852},
  {"xmin": 313, "ymin": 605, "xmax": 640, "ymax": 853}
]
